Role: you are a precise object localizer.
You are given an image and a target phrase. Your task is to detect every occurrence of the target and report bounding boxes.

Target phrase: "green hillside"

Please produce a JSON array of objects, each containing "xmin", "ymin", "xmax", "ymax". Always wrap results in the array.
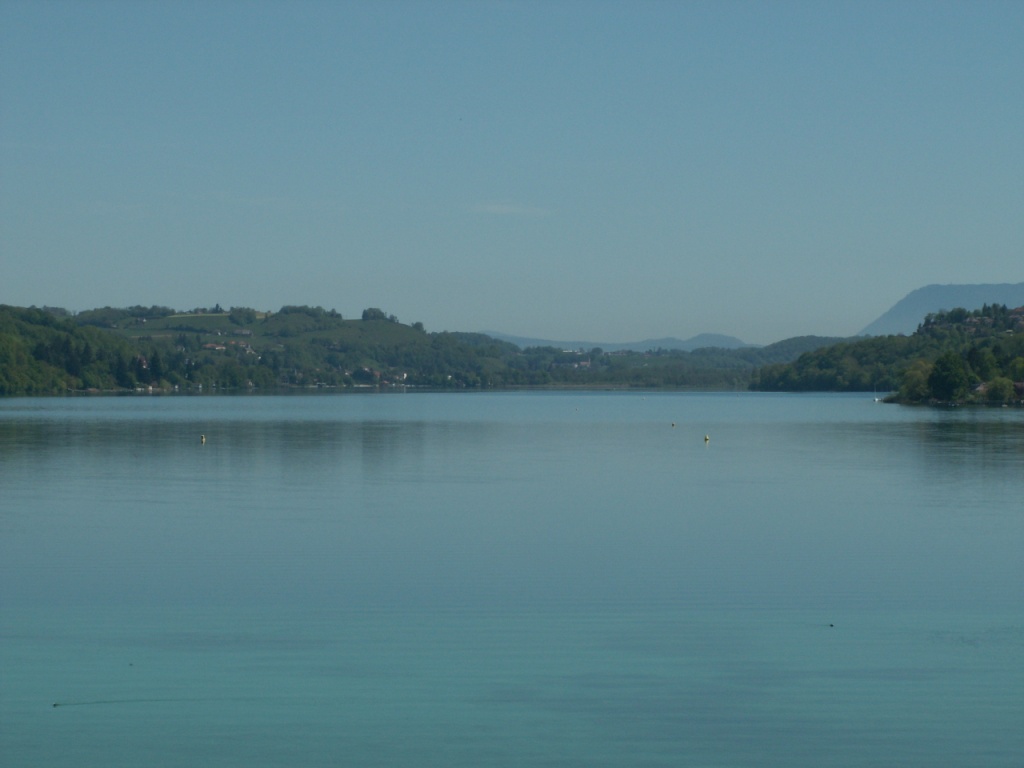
[
  {"xmin": 0, "ymin": 306, "xmax": 139, "ymax": 394},
  {"xmin": 754, "ymin": 304, "xmax": 1024, "ymax": 404},
  {"xmin": 55, "ymin": 305, "xmax": 523, "ymax": 391},
  {"xmin": 0, "ymin": 304, "xmax": 841, "ymax": 395},
  {"xmin": 12, "ymin": 302, "xmax": 1018, "ymax": 401}
]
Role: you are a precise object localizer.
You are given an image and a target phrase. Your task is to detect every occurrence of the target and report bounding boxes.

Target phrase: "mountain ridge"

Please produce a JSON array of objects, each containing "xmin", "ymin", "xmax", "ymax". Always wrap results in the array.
[
  {"xmin": 860, "ymin": 282, "xmax": 1024, "ymax": 336},
  {"xmin": 493, "ymin": 282, "xmax": 1024, "ymax": 350}
]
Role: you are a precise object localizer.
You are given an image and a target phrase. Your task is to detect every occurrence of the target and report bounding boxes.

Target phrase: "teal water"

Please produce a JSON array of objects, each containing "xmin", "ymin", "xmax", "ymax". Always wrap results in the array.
[{"xmin": 2, "ymin": 392, "xmax": 1022, "ymax": 766}]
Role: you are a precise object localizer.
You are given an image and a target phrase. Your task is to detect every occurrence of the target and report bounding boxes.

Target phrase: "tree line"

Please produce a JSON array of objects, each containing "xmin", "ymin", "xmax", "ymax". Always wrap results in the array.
[
  {"xmin": 0, "ymin": 304, "xmax": 836, "ymax": 395},
  {"xmin": 753, "ymin": 304, "xmax": 1024, "ymax": 404},
  {"xmin": 4, "ymin": 303, "xmax": 1021, "ymax": 401}
]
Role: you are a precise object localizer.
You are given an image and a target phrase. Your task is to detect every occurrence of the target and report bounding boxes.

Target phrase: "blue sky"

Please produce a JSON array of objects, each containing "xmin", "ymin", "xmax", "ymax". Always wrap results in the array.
[{"xmin": 2, "ymin": 0, "xmax": 1021, "ymax": 344}]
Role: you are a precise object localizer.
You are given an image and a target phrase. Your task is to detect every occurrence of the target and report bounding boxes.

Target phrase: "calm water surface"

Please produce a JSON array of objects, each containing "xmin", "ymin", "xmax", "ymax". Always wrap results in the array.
[{"xmin": 2, "ymin": 392, "xmax": 1022, "ymax": 766}]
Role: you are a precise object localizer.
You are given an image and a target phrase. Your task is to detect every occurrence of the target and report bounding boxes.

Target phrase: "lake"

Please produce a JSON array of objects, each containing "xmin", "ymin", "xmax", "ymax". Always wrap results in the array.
[{"xmin": 2, "ymin": 392, "xmax": 1022, "ymax": 766}]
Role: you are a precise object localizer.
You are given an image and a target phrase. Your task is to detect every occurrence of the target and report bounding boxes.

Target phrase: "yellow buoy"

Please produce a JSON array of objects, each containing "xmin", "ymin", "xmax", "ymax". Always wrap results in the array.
[
  {"xmin": 200, "ymin": 434, "xmax": 206, "ymax": 445},
  {"xmin": 704, "ymin": 434, "xmax": 710, "ymax": 443}
]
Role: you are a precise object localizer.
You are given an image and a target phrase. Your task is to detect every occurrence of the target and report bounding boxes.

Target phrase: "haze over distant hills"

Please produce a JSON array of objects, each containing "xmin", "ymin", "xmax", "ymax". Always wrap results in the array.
[
  {"xmin": 480, "ymin": 331, "xmax": 753, "ymax": 353},
  {"xmin": 860, "ymin": 282, "xmax": 1024, "ymax": 336},
  {"xmin": 486, "ymin": 282, "xmax": 1024, "ymax": 350}
]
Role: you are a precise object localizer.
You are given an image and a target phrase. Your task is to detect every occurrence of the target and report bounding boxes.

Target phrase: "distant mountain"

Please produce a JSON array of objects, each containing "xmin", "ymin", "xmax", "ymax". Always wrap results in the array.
[
  {"xmin": 480, "ymin": 331, "xmax": 753, "ymax": 352},
  {"xmin": 861, "ymin": 282, "xmax": 1024, "ymax": 336}
]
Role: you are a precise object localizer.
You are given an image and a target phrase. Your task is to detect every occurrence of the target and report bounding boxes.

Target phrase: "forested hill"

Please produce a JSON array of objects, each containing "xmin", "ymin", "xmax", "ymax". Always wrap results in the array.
[
  {"xmin": 0, "ymin": 304, "xmax": 838, "ymax": 395},
  {"xmin": 860, "ymin": 282, "xmax": 1024, "ymax": 336},
  {"xmin": 754, "ymin": 304, "xmax": 1024, "ymax": 404},
  {"xmin": 0, "ymin": 306, "xmax": 139, "ymax": 395}
]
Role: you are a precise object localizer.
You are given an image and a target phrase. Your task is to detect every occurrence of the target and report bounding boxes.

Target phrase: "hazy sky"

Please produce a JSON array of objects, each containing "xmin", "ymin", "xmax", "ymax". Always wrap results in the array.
[{"xmin": 2, "ymin": 1, "xmax": 1021, "ymax": 344}]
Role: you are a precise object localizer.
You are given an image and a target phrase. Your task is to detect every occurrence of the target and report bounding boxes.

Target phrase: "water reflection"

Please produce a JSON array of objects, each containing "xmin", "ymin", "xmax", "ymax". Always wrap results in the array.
[{"xmin": 1, "ymin": 395, "xmax": 1022, "ymax": 612}]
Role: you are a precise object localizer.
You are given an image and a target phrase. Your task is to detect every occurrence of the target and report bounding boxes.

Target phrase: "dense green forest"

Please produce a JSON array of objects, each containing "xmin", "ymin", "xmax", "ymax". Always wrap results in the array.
[
  {"xmin": 753, "ymin": 304, "xmax": 1024, "ymax": 404},
  {"xmin": 0, "ymin": 304, "xmax": 837, "ymax": 395},
  {"xmin": 3, "ymin": 303, "xmax": 1021, "ymax": 401}
]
